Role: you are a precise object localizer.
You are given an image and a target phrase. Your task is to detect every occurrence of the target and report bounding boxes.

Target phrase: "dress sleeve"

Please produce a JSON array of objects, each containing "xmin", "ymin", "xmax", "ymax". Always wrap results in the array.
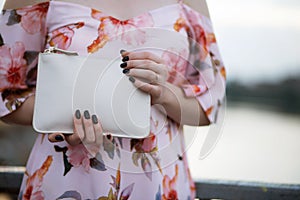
[
  {"xmin": 0, "ymin": 2, "xmax": 49, "ymax": 117},
  {"xmin": 180, "ymin": 4, "xmax": 226, "ymax": 124}
]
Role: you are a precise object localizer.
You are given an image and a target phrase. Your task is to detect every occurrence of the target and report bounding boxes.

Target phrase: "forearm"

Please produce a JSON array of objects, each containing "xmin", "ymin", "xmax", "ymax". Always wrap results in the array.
[
  {"xmin": 160, "ymin": 82, "xmax": 210, "ymax": 126},
  {"xmin": 0, "ymin": 95, "xmax": 35, "ymax": 126}
]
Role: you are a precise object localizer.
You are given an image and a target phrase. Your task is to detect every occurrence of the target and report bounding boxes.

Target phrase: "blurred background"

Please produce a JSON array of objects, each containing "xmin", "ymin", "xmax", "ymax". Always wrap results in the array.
[
  {"xmin": 186, "ymin": 0, "xmax": 300, "ymax": 185},
  {"xmin": 0, "ymin": 0, "xmax": 300, "ymax": 192}
]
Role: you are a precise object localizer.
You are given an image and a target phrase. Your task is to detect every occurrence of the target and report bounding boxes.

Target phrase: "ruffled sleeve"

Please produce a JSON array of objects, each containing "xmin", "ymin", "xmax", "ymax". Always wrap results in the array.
[
  {"xmin": 0, "ymin": 2, "xmax": 49, "ymax": 117},
  {"xmin": 180, "ymin": 4, "xmax": 226, "ymax": 123}
]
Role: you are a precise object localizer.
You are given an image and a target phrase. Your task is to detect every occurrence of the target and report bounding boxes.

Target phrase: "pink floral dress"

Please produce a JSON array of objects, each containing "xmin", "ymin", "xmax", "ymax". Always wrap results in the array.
[{"xmin": 0, "ymin": 1, "xmax": 226, "ymax": 199}]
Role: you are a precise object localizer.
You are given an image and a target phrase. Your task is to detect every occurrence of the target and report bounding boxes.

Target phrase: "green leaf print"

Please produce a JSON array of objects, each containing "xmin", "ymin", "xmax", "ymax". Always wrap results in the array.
[
  {"xmin": 103, "ymin": 137, "xmax": 115, "ymax": 159},
  {"xmin": 119, "ymin": 183, "xmax": 134, "ymax": 200},
  {"xmin": 90, "ymin": 153, "xmax": 107, "ymax": 171},
  {"xmin": 141, "ymin": 154, "xmax": 152, "ymax": 181},
  {"xmin": 7, "ymin": 10, "xmax": 21, "ymax": 26},
  {"xmin": 56, "ymin": 190, "xmax": 82, "ymax": 200}
]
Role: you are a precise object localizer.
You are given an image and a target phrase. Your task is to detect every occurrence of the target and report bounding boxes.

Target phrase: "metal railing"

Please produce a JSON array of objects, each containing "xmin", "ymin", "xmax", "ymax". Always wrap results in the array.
[{"xmin": 1, "ymin": 167, "xmax": 300, "ymax": 200}]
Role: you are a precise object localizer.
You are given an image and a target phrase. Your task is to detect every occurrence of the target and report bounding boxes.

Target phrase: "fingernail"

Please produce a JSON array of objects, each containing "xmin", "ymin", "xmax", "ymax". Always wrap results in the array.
[
  {"xmin": 129, "ymin": 76, "xmax": 135, "ymax": 83},
  {"xmin": 123, "ymin": 69, "xmax": 130, "ymax": 74},
  {"xmin": 84, "ymin": 110, "xmax": 90, "ymax": 119},
  {"xmin": 75, "ymin": 110, "xmax": 81, "ymax": 119},
  {"xmin": 106, "ymin": 134, "xmax": 112, "ymax": 140},
  {"xmin": 122, "ymin": 56, "xmax": 129, "ymax": 62},
  {"xmin": 120, "ymin": 62, "xmax": 127, "ymax": 68},
  {"xmin": 92, "ymin": 114, "xmax": 98, "ymax": 124},
  {"xmin": 55, "ymin": 135, "xmax": 64, "ymax": 141},
  {"xmin": 120, "ymin": 49, "xmax": 126, "ymax": 54}
]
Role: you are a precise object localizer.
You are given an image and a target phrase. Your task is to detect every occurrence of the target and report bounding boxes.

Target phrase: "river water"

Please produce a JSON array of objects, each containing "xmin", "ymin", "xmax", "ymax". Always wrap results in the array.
[{"xmin": 184, "ymin": 103, "xmax": 300, "ymax": 184}]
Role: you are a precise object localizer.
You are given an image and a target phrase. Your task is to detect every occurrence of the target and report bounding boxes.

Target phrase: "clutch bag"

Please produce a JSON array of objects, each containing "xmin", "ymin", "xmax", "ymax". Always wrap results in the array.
[{"xmin": 33, "ymin": 47, "xmax": 151, "ymax": 138}]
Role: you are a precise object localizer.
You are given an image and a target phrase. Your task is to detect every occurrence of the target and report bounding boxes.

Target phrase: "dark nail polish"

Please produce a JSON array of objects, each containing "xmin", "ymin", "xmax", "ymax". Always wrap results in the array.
[
  {"xmin": 120, "ymin": 62, "xmax": 127, "ymax": 68},
  {"xmin": 120, "ymin": 49, "xmax": 126, "ymax": 54},
  {"xmin": 84, "ymin": 110, "xmax": 90, "ymax": 119},
  {"xmin": 123, "ymin": 69, "xmax": 130, "ymax": 74},
  {"xmin": 75, "ymin": 110, "xmax": 81, "ymax": 119},
  {"xmin": 129, "ymin": 76, "xmax": 135, "ymax": 83},
  {"xmin": 122, "ymin": 56, "xmax": 129, "ymax": 62},
  {"xmin": 55, "ymin": 135, "xmax": 64, "ymax": 141},
  {"xmin": 106, "ymin": 134, "xmax": 112, "ymax": 140},
  {"xmin": 92, "ymin": 115, "xmax": 98, "ymax": 124}
]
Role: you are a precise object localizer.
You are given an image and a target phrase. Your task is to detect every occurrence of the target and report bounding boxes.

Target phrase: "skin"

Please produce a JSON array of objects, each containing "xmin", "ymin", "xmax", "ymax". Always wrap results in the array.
[{"xmin": 1, "ymin": 0, "xmax": 210, "ymax": 149}]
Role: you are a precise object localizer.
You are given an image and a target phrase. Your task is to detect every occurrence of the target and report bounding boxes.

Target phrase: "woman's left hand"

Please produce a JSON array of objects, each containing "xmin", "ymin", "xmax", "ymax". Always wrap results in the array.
[{"xmin": 120, "ymin": 50, "xmax": 169, "ymax": 105}]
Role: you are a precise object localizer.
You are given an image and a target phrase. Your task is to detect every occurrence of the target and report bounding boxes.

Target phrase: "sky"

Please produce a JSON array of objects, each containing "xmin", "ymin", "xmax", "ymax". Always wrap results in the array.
[
  {"xmin": 207, "ymin": 0, "xmax": 300, "ymax": 83},
  {"xmin": 1, "ymin": 0, "xmax": 300, "ymax": 83}
]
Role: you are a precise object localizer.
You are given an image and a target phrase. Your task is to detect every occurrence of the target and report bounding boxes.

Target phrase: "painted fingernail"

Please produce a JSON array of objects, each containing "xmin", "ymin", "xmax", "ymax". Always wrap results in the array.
[
  {"xmin": 129, "ymin": 76, "xmax": 135, "ymax": 83},
  {"xmin": 92, "ymin": 114, "xmax": 98, "ymax": 124},
  {"xmin": 123, "ymin": 69, "xmax": 130, "ymax": 74},
  {"xmin": 120, "ymin": 49, "xmax": 126, "ymax": 54},
  {"xmin": 75, "ymin": 109, "xmax": 81, "ymax": 119},
  {"xmin": 120, "ymin": 62, "xmax": 127, "ymax": 68},
  {"xmin": 55, "ymin": 135, "xmax": 64, "ymax": 141},
  {"xmin": 84, "ymin": 110, "xmax": 90, "ymax": 119},
  {"xmin": 106, "ymin": 134, "xmax": 112, "ymax": 140},
  {"xmin": 122, "ymin": 56, "xmax": 129, "ymax": 62}
]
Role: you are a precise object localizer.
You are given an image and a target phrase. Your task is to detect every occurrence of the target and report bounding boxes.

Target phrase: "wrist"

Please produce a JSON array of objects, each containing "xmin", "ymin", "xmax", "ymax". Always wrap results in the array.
[{"xmin": 159, "ymin": 82, "xmax": 179, "ymax": 106}]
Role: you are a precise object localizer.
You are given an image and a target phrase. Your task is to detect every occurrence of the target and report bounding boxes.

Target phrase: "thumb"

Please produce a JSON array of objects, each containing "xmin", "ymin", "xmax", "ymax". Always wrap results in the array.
[{"xmin": 48, "ymin": 132, "xmax": 65, "ymax": 143}]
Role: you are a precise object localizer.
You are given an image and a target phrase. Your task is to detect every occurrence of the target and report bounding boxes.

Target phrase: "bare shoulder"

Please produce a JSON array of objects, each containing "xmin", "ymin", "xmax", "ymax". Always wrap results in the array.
[
  {"xmin": 3, "ymin": 0, "xmax": 49, "ymax": 9},
  {"xmin": 183, "ymin": 0, "xmax": 210, "ymax": 19}
]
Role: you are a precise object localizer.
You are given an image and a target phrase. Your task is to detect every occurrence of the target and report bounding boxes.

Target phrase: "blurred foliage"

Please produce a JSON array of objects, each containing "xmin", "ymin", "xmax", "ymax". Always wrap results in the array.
[
  {"xmin": 0, "ymin": 123, "xmax": 36, "ymax": 166},
  {"xmin": 227, "ymin": 75, "xmax": 300, "ymax": 114}
]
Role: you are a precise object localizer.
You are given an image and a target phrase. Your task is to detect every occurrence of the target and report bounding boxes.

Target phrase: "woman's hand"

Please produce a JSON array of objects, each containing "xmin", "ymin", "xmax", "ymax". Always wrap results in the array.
[
  {"xmin": 48, "ymin": 110, "xmax": 103, "ymax": 157},
  {"xmin": 120, "ymin": 50, "xmax": 169, "ymax": 105},
  {"xmin": 120, "ymin": 50, "xmax": 209, "ymax": 126}
]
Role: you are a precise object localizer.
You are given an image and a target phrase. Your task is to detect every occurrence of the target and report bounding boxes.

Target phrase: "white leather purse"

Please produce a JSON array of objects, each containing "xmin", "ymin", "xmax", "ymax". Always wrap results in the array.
[
  {"xmin": 33, "ymin": 47, "xmax": 151, "ymax": 138},
  {"xmin": 33, "ymin": 28, "xmax": 188, "ymax": 138}
]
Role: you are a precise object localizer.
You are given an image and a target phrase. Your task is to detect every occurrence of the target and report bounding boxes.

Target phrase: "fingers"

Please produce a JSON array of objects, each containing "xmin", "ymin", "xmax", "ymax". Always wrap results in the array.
[
  {"xmin": 47, "ymin": 110, "xmax": 104, "ymax": 159},
  {"xmin": 73, "ymin": 109, "xmax": 85, "ymax": 141},
  {"xmin": 120, "ymin": 50, "xmax": 169, "ymax": 105},
  {"xmin": 124, "ymin": 67, "xmax": 160, "ymax": 84},
  {"xmin": 92, "ymin": 114, "xmax": 103, "ymax": 146},
  {"xmin": 122, "ymin": 50, "xmax": 165, "ymax": 64},
  {"xmin": 120, "ymin": 50, "xmax": 168, "ymax": 80},
  {"xmin": 121, "ymin": 60, "xmax": 161, "ymax": 74},
  {"xmin": 65, "ymin": 110, "xmax": 103, "ymax": 146},
  {"xmin": 64, "ymin": 110, "xmax": 85, "ymax": 146},
  {"xmin": 129, "ymin": 77, "xmax": 162, "ymax": 99},
  {"xmin": 82, "ymin": 111, "xmax": 95, "ymax": 143}
]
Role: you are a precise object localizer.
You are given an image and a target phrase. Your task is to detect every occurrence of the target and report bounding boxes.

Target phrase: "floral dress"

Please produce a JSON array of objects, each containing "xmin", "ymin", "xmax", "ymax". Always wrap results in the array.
[{"xmin": 0, "ymin": 1, "xmax": 226, "ymax": 199}]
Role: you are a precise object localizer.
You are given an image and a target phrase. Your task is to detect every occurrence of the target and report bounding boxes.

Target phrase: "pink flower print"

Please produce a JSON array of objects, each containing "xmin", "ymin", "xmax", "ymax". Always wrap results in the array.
[
  {"xmin": 48, "ymin": 22, "xmax": 85, "ymax": 50},
  {"xmin": 0, "ymin": 42, "xmax": 27, "ymax": 92},
  {"xmin": 162, "ymin": 48, "xmax": 189, "ymax": 86},
  {"xmin": 88, "ymin": 9, "xmax": 154, "ymax": 53},
  {"xmin": 174, "ymin": 8, "xmax": 216, "ymax": 61},
  {"xmin": 90, "ymin": 8, "xmax": 107, "ymax": 21},
  {"xmin": 16, "ymin": 2, "xmax": 49, "ymax": 34},
  {"xmin": 182, "ymin": 153, "xmax": 196, "ymax": 199},
  {"xmin": 66, "ymin": 144, "xmax": 91, "ymax": 172},
  {"xmin": 185, "ymin": 9, "xmax": 216, "ymax": 61},
  {"xmin": 162, "ymin": 164, "xmax": 179, "ymax": 200},
  {"xmin": 22, "ymin": 156, "xmax": 53, "ymax": 200},
  {"xmin": 141, "ymin": 133, "xmax": 157, "ymax": 153}
]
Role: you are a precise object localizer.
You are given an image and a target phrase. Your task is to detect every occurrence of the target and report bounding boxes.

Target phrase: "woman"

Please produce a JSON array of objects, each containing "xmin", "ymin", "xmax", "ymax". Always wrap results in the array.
[{"xmin": 0, "ymin": 0, "xmax": 226, "ymax": 199}]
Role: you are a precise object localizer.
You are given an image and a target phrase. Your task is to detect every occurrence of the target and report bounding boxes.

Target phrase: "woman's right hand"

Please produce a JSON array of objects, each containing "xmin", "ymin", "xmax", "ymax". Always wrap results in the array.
[{"xmin": 48, "ymin": 110, "xmax": 103, "ymax": 157}]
